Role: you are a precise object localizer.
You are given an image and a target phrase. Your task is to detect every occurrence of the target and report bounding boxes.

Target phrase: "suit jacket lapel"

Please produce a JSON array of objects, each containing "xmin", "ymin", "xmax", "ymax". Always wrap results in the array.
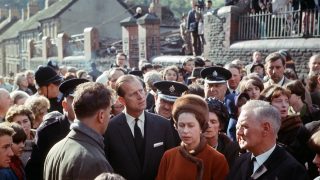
[
  {"xmin": 239, "ymin": 153, "xmax": 254, "ymax": 180},
  {"xmin": 251, "ymin": 146, "xmax": 281, "ymax": 179},
  {"xmin": 252, "ymin": 165, "xmax": 268, "ymax": 179},
  {"xmin": 117, "ymin": 113, "xmax": 141, "ymax": 170},
  {"xmin": 142, "ymin": 112, "xmax": 155, "ymax": 172}
]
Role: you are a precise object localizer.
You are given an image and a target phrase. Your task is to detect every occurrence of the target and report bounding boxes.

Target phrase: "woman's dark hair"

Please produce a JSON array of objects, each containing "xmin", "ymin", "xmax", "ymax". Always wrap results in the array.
[
  {"xmin": 186, "ymin": 84, "xmax": 205, "ymax": 98},
  {"xmin": 260, "ymin": 85, "xmax": 291, "ymax": 102},
  {"xmin": 285, "ymin": 80, "xmax": 305, "ymax": 101},
  {"xmin": 205, "ymin": 97, "xmax": 229, "ymax": 131},
  {"xmin": 284, "ymin": 68, "xmax": 298, "ymax": 80},
  {"xmin": 307, "ymin": 75, "xmax": 318, "ymax": 93},
  {"xmin": 10, "ymin": 122, "xmax": 27, "ymax": 144}
]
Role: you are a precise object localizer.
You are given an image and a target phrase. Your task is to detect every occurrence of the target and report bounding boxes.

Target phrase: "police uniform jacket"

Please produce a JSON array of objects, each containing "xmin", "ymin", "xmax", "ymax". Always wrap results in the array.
[{"xmin": 25, "ymin": 114, "xmax": 70, "ymax": 180}]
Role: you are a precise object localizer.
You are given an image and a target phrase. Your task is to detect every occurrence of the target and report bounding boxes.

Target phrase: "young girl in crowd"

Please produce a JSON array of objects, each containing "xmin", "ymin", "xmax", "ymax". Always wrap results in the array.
[{"xmin": 8, "ymin": 122, "xmax": 27, "ymax": 180}]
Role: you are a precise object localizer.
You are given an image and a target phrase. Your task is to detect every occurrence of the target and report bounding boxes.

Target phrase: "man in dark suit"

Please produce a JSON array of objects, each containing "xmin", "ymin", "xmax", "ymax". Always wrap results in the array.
[
  {"xmin": 25, "ymin": 78, "xmax": 88, "ymax": 180},
  {"xmin": 104, "ymin": 75, "xmax": 175, "ymax": 180},
  {"xmin": 227, "ymin": 100, "xmax": 309, "ymax": 180}
]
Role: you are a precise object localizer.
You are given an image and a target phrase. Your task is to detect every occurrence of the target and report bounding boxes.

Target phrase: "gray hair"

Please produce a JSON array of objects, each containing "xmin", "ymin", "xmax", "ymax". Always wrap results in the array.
[
  {"xmin": 224, "ymin": 63, "xmax": 241, "ymax": 73},
  {"xmin": 241, "ymin": 100, "xmax": 281, "ymax": 134},
  {"xmin": 13, "ymin": 73, "xmax": 26, "ymax": 90},
  {"xmin": 10, "ymin": 90, "xmax": 30, "ymax": 104},
  {"xmin": 143, "ymin": 70, "xmax": 162, "ymax": 91}
]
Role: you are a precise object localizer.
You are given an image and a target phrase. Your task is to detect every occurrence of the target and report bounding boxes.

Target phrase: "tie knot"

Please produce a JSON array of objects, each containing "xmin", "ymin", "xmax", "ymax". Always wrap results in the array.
[
  {"xmin": 135, "ymin": 118, "xmax": 139, "ymax": 123},
  {"xmin": 251, "ymin": 157, "xmax": 256, "ymax": 162}
]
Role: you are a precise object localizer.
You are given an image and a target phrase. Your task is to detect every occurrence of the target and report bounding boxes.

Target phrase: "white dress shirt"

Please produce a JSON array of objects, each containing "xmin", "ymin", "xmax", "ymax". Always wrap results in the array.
[
  {"xmin": 251, "ymin": 144, "xmax": 276, "ymax": 173},
  {"xmin": 125, "ymin": 109, "xmax": 145, "ymax": 137}
]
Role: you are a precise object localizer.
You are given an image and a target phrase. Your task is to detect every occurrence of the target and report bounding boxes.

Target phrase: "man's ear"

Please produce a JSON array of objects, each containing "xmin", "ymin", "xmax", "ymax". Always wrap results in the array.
[
  {"xmin": 118, "ymin": 96, "xmax": 126, "ymax": 106},
  {"xmin": 61, "ymin": 99, "xmax": 68, "ymax": 110},
  {"xmin": 154, "ymin": 94, "xmax": 158, "ymax": 102},
  {"xmin": 98, "ymin": 110, "xmax": 106, "ymax": 123},
  {"xmin": 262, "ymin": 121, "xmax": 271, "ymax": 136}
]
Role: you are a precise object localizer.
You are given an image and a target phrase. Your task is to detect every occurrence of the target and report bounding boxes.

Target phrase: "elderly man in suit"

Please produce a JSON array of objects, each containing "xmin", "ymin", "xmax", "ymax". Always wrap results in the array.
[
  {"xmin": 228, "ymin": 100, "xmax": 308, "ymax": 180},
  {"xmin": 104, "ymin": 75, "xmax": 175, "ymax": 180}
]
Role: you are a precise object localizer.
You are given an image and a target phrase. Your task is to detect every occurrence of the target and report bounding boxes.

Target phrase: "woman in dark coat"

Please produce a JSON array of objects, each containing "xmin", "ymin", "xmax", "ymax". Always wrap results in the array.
[{"xmin": 204, "ymin": 97, "xmax": 241, "ymax": 168}]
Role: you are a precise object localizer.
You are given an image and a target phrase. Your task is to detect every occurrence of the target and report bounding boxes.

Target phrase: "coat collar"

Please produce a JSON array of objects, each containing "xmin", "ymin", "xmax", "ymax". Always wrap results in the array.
[{"xmin": 250, "ymin": 145, "xmax": 282, "ymax": 179}]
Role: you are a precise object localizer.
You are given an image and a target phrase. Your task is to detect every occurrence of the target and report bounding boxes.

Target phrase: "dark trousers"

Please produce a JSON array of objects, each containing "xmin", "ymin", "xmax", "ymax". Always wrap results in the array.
[{"xmin": 191, "ymin": 31, "xmax": 201, "ymax": 56}]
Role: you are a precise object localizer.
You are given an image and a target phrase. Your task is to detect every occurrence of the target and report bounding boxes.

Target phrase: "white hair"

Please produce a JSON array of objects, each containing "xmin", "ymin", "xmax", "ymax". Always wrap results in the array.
[{"xmin": 241, "ymin": 100, "xmax": 281, "ymax": 134}]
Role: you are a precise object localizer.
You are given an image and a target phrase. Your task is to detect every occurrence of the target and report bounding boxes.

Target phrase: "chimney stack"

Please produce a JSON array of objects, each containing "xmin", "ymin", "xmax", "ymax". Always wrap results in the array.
[
  {"xmin": 8, "ymin": 8, "xmax": 20, "ymax": 21},
  {"xmin": 27, "ymin": 2, "xmax": 39, "ymax": 19},
  {"xmin": 0, "ymin": 8, "xmax": 9, "ymax": 19},
  {"xmin": 45, "ymin": 0, "xmax": 58, "ymax": 9},
  {"xmin": 152, "ymin": 0, "xmax": 162, "ymax": 22},
  {"xmin": 21, "ymin": 8, "xmax": 28, "ymax": 21}
]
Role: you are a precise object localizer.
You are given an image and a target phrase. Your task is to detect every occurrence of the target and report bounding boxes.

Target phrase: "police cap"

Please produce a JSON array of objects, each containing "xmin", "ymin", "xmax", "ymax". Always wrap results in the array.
[
  {"xmin": 154, "ymin": 81, "xmax": 188, "ymax": 102},
  {"xmin": 59, "ymin": 78, "xmax": 89, "ymax": 97},
  {"xmin": 200, "ymin": 66, "xmax": 231, "ymax": 84}
]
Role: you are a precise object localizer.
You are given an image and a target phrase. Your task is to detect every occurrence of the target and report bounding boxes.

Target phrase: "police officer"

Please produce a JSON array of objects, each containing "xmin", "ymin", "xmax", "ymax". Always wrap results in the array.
[
  {"xmin": 149, "ymin": 80, "xmax": 188, "ymax": 146},
  {"xmin": 201, "ymin": 66, "xmax": 237, "ymax": 141},
  {"xmin": 25, "ymin": 78, "xmax": 88, "ymax": 180},
  {"xmin": 35, "ymin": 66, "xmax": 64, "ymax": 113}
]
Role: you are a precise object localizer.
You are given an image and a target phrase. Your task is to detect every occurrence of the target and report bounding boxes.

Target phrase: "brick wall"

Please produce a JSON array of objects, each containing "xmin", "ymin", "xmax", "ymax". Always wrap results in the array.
[{"xmin": 203, "ymin": 6, "xmax": 320, "ymax": 78}]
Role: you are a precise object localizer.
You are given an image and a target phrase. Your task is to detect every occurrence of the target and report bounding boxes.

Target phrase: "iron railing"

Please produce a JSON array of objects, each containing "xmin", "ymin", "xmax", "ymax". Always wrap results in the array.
[
  {"xmin": 238, "ymin": 8, "xmax": 320, "ymax": 40},
  {"xmin": 65, "ymin": 33, "xmax": 85, "ymax": 56}
]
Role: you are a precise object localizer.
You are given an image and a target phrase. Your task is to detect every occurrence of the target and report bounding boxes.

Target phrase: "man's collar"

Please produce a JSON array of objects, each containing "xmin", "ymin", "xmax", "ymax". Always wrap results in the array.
[{"xmin": 270, "ymin": 76, "xmax": 285, "ymax": 86}]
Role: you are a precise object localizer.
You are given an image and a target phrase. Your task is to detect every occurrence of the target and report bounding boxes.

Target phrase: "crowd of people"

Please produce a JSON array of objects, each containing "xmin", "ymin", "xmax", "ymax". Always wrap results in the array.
[{"xmin": 0, "ymin": 48, "xmax": 320, "ymax": 179}]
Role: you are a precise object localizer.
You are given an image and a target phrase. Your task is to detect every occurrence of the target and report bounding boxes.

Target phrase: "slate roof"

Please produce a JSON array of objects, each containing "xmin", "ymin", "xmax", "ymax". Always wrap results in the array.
[
  {"xmin": 0, "ymin": 0, "xmax": 133, "ymax": 42},
  {"xmin": 0, "ymin": 17, "xmax": 18, "ymax": 35},
  {"xmin": 0, "ymin": 19, "xmax": 24, "ymax": 41},
  {"xmin": 116, "ymin": 0, "xmax": 135, "ymax": 15},
  {"xmin": 0, "ymin": 0, "xmax": 76, "ymax": 41},
  {"xmin": 38, "ymin": 0, "xmax": 76, "ymax": 22}
]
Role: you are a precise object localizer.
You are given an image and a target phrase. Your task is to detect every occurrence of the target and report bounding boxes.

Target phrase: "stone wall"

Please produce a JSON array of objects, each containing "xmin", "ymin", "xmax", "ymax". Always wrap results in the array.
[{"xmin": 203, "ymin": 6, "xmax": 320, "ymax": 78}]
